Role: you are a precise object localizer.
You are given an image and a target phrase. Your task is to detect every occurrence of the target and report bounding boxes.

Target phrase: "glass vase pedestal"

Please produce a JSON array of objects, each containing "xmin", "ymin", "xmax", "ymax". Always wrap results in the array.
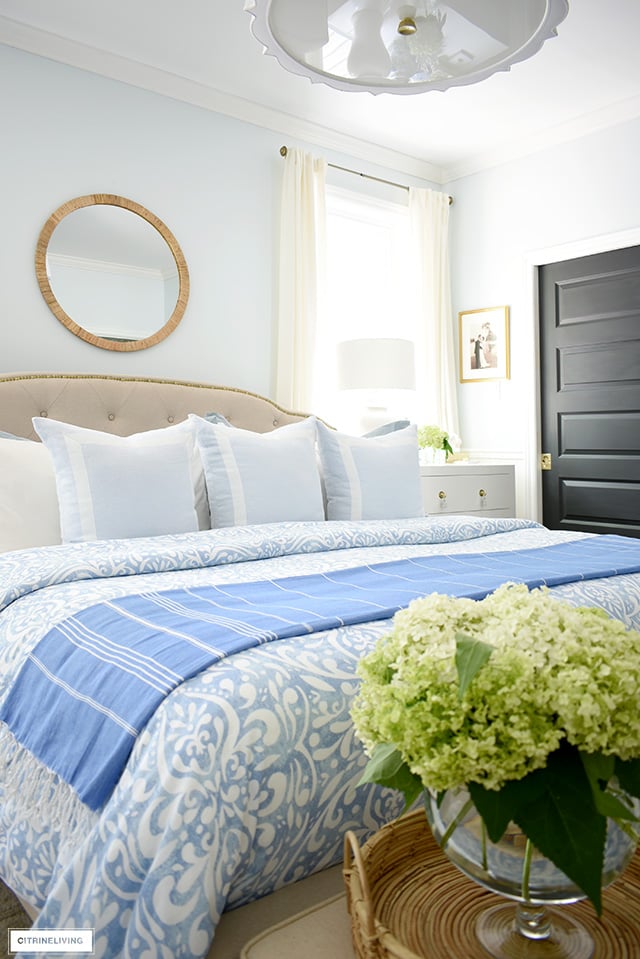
[
  {"xmin": 476, "ymin": 902, "xmax": 593, "ymax": 959},
  {"xmin": 425, "ymin": 789, "xmax": 639, "ymax": 959}
]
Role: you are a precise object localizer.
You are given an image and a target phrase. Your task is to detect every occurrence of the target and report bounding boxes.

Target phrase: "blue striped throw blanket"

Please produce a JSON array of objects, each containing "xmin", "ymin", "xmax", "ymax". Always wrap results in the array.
[{"xmin": 2, "ymin": 534, "xmax": 640, "ymax": 811}]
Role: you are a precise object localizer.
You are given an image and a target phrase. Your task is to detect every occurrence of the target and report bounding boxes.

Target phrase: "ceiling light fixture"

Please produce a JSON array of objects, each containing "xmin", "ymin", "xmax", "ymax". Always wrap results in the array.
[{"xmin": 245, "ymin": 0, "xmax": 569, "ymax": 95}]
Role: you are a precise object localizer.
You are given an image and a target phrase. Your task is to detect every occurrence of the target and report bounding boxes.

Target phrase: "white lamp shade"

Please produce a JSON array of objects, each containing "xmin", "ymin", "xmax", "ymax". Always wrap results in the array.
[{"xmin": 337, "ymin": 337, "xmax": 416, "ymax": 391}]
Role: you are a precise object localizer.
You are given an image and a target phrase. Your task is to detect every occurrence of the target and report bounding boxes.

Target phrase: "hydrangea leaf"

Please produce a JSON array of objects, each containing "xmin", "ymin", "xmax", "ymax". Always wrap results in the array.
[
  {"xmin": 580, "ymin": 751, "xmax": 614, "ymax": 784},
  {"xmin": 581, "ymin": 752, "xmax": 638, "ymax": 819},
  {"xmin": 469, "ymin": 769, "xmax": 548, "ymax": 843},
  {"xmin": 358, "ymin": 743, "xmax": 423, "ymax": 810},
  {"xmin": 455, "ymin": 633, "xmax": 493, "ymax": 701},
  {"xmin": 471, "ymin": 745, "xmax": 608, "ymax": 913},
  {"xmin": 615, "ymin": 757, "xmax": 640, "ymax": 799},
  {"xmin": 513, "ymin": 746, "xmax": 606, "ymax": 914}
]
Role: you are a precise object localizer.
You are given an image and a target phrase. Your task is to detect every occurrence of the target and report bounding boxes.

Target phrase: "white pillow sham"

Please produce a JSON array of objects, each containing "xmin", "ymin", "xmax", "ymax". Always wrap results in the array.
[
  {"xmin": 33, "ymin": 418, "xmax": 208, "ymax": 544},
  {"xmin": 0, "ymin": 437, "xmax": 62, "ymax": 552},
  {"xmin": 191, "ymin": 415, "xmax": 324, "ymax": 528},
  {"xmin": 316, "ymin": 420, "xmax": 423, "ymax": 521}
]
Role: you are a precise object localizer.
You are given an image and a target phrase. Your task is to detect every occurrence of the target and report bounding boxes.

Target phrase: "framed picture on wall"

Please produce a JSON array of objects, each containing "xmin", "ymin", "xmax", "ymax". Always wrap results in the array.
[{"xmin": 459, "ymin": 305, "xmax": 510, "ymax": 382}]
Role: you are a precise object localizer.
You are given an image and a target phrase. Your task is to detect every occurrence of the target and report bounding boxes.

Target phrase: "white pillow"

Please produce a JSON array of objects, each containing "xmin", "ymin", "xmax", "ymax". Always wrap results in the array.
[
  {"xmin": 316, "ymin": 420, "xmax": 423, "ymax": 521},
  {"xmin": 191, "ymin": 415, "xmax": 324, "ymax": 528},
  {"xmin": 0, "ymin": 438, "xmax": 62, "ymax": 552},
  {"xmin": 33, "ymin": 418, "xmax": 208, "ymax": 544}
]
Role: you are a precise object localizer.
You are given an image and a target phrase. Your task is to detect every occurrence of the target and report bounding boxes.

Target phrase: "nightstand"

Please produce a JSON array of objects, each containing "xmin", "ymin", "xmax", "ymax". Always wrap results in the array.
[{"xmin": 420, "ymin": 463, "xmax": 516, "ymax": 518}]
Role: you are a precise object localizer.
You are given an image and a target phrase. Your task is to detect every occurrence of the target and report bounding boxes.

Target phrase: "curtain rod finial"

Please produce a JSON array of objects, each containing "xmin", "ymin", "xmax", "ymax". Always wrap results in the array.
[{"xmin": 280, "ymin": 145, "xmax": 288, "ymax": 157}]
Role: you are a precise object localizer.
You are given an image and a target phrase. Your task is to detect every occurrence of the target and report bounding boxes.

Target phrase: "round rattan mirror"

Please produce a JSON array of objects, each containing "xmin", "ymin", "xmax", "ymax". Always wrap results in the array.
[{"xmin": 35, "ymin": 194, "xmax": 190, "ymax": 352}]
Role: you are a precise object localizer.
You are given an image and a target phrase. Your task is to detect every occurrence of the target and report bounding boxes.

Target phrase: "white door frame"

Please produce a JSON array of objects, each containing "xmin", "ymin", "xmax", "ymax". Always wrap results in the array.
[{"xmin": 522, "ymin": 226, "xmax": 640, "ymax": 523}]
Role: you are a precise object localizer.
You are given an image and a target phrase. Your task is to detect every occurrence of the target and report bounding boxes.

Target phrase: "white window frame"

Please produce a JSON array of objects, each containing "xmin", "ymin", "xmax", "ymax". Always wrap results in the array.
[{"xmin": 314, "ymin": 184, "xmax": 417, "ymax": 430}]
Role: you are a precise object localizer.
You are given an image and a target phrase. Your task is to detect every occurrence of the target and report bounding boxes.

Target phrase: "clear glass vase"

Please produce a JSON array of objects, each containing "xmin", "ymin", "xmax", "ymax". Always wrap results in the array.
[
  {"xmin": 425, "ymin": 787, "xmax": 639, "ymax": 959},
  {"xmin": 419, "ymin": 447, "xmax": 447, "ymax": 466}
]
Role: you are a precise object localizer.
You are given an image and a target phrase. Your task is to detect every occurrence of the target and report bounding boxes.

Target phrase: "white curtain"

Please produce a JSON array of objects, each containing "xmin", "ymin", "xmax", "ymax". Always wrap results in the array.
[
  {"xmin": 409, "ymin": 188, "xmax": 460, "ymax": 438},
  {"xmin": 275, "ymin": 148, "xmax": 327, "ymax": 412}
]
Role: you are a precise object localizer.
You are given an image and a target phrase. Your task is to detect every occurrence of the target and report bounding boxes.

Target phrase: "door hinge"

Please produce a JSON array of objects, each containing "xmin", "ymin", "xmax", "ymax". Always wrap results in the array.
[{"xmin": 540, "ymin": 453, "xmax": 552, "ymax": 471}]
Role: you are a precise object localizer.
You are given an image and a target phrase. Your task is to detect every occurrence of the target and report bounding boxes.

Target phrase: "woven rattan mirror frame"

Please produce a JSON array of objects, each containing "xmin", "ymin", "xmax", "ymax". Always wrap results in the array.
[{"xmin": 35, "ymin": 194, "xmax": 190, "ymax": 352}]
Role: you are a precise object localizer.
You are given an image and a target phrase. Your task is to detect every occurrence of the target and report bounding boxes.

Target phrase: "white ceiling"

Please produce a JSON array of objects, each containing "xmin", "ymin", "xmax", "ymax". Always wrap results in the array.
[{"xmin": 2, "ymin": 0, "xmax": 640, "ymax": 182}]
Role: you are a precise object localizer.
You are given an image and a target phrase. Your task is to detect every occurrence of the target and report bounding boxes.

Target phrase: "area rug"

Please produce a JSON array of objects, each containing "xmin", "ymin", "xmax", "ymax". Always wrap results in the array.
[
  {"xmin": 208, "ymin": 862, "xmax": 346, "ymax": 959},
  {"xmin": 240, "ymin": 894, "xmax": 353, "ymax": 959},
  {"xmin": 0, "ymin": 880, "xmax": 32, "ymax": 959},
  {"xmin": 1, "ymin": 871, "xmax": 351, "ymax": 959},
  {"xmin": 0, "ymin": 881, "xmax": 353, "ymax": 959}
]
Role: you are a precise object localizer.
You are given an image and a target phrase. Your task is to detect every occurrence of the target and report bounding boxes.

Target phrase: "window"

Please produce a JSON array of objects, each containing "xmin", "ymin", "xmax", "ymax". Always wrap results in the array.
[{"xmin": 312, "ymin": 185, "xmax": 418, "ymax": 431}]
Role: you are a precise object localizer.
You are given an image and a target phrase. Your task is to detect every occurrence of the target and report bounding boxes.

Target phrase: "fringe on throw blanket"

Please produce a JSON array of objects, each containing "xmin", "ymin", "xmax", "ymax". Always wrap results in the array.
[{"xmin": 0, "ymin": 722, "xmax": 97, "ymax": 860}]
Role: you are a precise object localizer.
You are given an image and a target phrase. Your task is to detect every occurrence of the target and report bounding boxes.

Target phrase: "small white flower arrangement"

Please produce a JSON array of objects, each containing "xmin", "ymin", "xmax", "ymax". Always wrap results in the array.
[{"xmin": 351, "ymin": 583, "xmax": 640, "ymax": 913}]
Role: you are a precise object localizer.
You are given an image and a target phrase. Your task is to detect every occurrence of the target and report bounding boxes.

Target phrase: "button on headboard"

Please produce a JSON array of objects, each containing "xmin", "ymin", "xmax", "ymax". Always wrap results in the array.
[{"xmin": 0, "ymin": 373, "xmax": 309, "ymax": 439}]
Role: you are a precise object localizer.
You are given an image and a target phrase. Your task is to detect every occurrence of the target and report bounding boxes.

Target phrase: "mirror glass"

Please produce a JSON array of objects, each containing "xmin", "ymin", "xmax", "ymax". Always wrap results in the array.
[{"xmin": 36, "ymin": 195, "xmax": 190, "ymax": 351}]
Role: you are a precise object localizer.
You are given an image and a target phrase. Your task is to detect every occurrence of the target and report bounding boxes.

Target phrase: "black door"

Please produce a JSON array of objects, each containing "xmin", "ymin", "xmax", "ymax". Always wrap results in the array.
[{"xmin": 539, "ymin": 245, "xmax": 640, "ymax": 538}]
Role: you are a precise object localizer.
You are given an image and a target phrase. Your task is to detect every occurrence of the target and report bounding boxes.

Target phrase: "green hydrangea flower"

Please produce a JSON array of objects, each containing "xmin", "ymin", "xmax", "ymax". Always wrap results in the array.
[
  {"xmin": 417, "ymin": 424, "xmax": 453, "ymax": 454},
  {"xmin": 352, "ymin": 583, "xmax": 640, "ymax": 794},
  {"xmin": 352, "ymin": 584, "xmax": 640, "ymax": 913}
]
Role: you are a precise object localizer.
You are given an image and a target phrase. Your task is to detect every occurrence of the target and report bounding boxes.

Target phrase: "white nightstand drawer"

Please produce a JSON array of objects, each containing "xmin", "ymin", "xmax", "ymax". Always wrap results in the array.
[{"xmin": 420, "ymin": 464, "xmax": 516, "ymax": 517}]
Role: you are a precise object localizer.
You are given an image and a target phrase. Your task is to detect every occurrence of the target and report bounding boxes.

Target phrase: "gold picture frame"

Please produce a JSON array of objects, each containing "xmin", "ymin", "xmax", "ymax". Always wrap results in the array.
[{"xmin": 459, "ymin": 305, "xmax": 510, "ymax": 382}]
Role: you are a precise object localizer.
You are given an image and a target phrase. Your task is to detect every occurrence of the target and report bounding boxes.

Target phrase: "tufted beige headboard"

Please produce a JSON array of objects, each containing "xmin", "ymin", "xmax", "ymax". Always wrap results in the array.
[{"xmin": 0, "ymin": 373, "xmax": 310, "ymax": 440}]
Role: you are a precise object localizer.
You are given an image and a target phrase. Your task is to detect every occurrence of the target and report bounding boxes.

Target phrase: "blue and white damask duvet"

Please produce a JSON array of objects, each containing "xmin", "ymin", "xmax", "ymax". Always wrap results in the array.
[{"xmin": 1, "ymin": 516, "xmax": 640, "ymax": 958}]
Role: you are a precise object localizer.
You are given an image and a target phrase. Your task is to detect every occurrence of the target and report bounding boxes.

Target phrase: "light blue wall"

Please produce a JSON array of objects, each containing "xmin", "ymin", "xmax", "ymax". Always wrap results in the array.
[
  {"xmin": 3, "ymin": 43, "xmax": 639, "ymax": 475},
  {"xmin": 0, "ymin": 44, "xmax": 437, "ymax": 399},
  {"xmin": 1, "ymin": 45, "xmax": 283, "ymax": 394}
]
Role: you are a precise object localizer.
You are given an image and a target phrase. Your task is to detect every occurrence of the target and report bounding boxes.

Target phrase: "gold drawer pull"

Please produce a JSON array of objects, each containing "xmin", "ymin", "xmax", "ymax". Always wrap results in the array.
[
  {"xmin": 438, "ymin": 490, "xmax": 447, "ymax": 500},
  {"xmin": 479, "ymin": 489, "xmax": 487, "ymax": 498}
]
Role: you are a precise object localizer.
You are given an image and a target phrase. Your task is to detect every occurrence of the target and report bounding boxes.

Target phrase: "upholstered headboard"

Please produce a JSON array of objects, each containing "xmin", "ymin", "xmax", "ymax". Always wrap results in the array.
[{"xmin": 0, "ymin": 373, "xmax": 310, "ymax": 440}]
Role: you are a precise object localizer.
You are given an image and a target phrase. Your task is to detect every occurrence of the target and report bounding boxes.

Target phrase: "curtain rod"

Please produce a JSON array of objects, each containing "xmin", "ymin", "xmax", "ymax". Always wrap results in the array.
[{"xmin": 279, "ymin": 146, "xmax": 453, "ymax": 205}]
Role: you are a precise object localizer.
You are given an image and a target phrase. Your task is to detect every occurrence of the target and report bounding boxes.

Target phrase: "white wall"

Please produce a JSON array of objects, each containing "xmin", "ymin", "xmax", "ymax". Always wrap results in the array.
[
  {"xmin": 0, "ymin": 44, "xmax": 437, "ymax": 399},
  {"xmin": 446, "ymin": 117, "xmax": 640, "ymax": 515}
]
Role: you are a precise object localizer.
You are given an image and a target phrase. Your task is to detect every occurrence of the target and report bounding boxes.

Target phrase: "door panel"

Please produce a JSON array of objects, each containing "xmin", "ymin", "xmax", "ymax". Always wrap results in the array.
[
  {"xmin": 560, "ymin": 339, "xmax": 640, "ymax": 389},
  {"xmin": 539, "ymin": 245, "xmax": 640, "ymax": 538},
  {"xmin": 560, "ymin": 411, "xmax": 640, "ymax": 454},
  {"xmin": 560, "ymin": 479, "xmax": 640, "ymax": 527}
]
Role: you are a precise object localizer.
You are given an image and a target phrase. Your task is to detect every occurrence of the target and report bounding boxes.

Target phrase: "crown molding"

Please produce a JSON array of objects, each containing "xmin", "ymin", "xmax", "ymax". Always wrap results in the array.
[
  {"xmin": 0, "ymin": 15, "xmax": 444, "ymax": 185},
  {"xmin": 441, "ymin": 91, "xmax": 640, "ymax": 183},
  {"xmin": 7, "ymin": 13, "xmax": 637, "ymax": 188}
]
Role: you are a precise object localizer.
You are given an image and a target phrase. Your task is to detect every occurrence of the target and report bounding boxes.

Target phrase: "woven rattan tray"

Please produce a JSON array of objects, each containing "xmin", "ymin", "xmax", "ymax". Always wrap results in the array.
[{"xmin": 343, "ymin": 808, "xmax": 640, "ymax": 959}]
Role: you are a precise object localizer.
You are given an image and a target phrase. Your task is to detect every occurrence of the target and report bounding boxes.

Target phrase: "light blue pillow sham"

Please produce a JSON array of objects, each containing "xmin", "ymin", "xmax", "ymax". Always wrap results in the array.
[
  {"xmin": 33, "ymin": 418, "xmax": 208, "ymax": 543},
  {"xmin": 203, "ymin": 411, "xmax": 232, "ymax": 427},
  {"xmin": 362, "ymin": 419, "xmax": 410, "ymax": 437},
  {"xmin": 191, "ymin": 415, "xmax": 324, "ymax": 528},
  {"xmin": 316, "ymin": 420, "xmax": 423, "ymax": 521}
]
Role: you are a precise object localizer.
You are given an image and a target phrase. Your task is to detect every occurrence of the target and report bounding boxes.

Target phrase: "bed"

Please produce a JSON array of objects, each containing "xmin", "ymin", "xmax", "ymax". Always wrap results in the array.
[{"xmin": 1, "ymin": 372, "xmax": 639, "ymax": 959}]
